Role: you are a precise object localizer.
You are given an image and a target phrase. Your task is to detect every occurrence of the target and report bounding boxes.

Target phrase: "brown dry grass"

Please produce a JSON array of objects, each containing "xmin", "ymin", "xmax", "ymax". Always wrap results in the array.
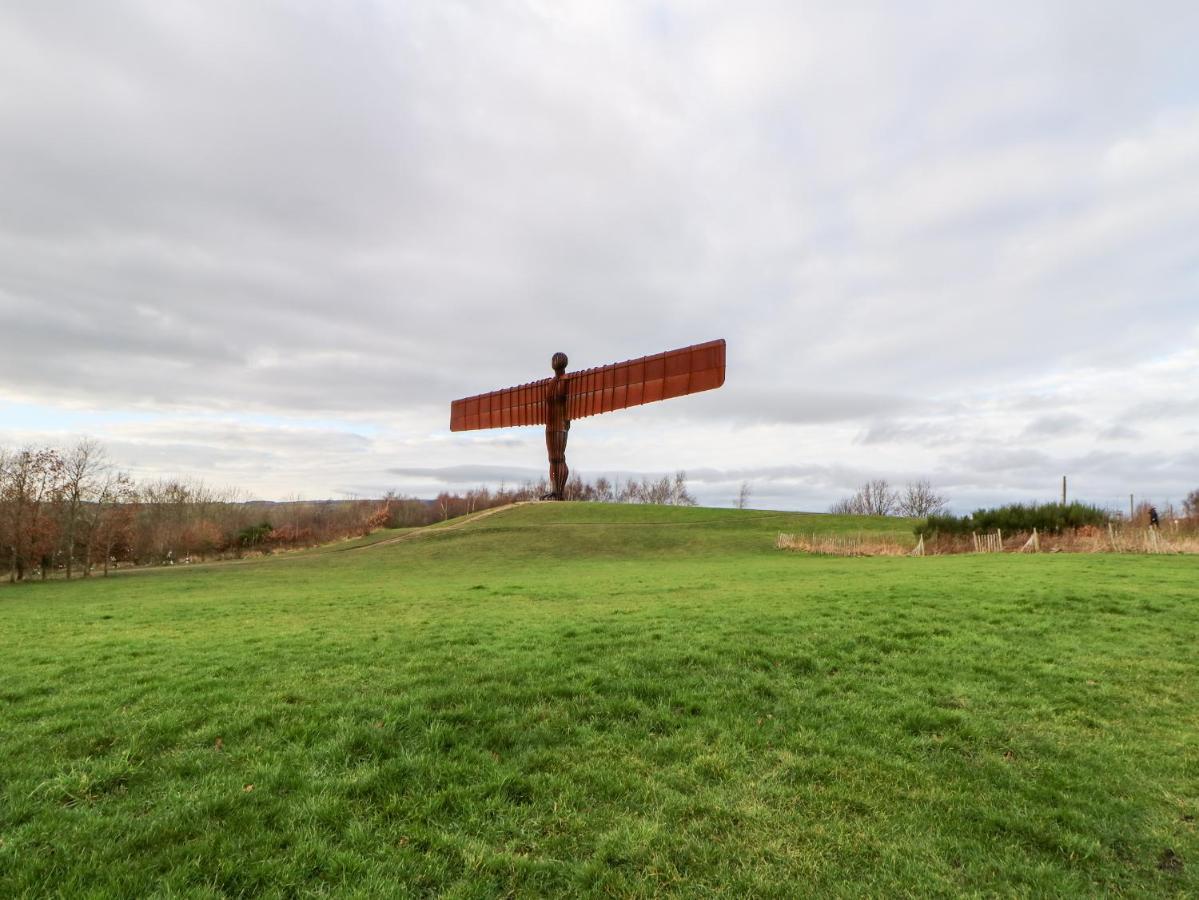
[
  {"xmin": 775, "ymin": 532, "xmax": 913, "ymax": 557},
  {"xmin": 922, "ymin": 526, "xmax": 1199, "ymax": 555},
  {"xmin": 778, "ymin": 525, "xmax": 1199, "ymax": 557}
]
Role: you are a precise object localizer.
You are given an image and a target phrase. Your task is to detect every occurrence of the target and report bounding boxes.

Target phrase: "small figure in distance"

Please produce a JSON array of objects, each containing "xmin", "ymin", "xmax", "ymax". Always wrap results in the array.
[
  {"xmin": 1149, "ymin": 505, "xmax": 1160, "ymax": 529},
  {"xmin": 543, "ymin": 352, "xmax": 570, "ymax": 500}
]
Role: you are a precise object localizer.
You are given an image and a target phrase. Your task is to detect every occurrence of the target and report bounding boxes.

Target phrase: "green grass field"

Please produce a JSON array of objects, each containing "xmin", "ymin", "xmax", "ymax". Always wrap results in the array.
[{"xmin": 2, "ymin": 503, "xmax": 1196, "ymax": 897}]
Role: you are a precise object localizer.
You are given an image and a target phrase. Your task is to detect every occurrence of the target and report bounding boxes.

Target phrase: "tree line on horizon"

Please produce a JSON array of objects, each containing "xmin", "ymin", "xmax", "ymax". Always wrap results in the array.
[
  {"xmin": 12, "ymin": 437, "xmax": 1191, "ymax": 582},
  {"xmin": 434, "ymin": 471, "xmax": 697, "ymax": 520},
  {"xmin": 830, "ymin": 477, "xmax": 1199, "ymax": 529},
  {"xmin": 0, "ymin": 440, "xmax": 413, "ymax": 583}
]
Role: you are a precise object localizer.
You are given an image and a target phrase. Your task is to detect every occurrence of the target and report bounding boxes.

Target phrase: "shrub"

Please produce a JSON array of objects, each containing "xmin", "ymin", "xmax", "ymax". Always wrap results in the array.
[
  {"xmin": 363, "ymin": 506, "xmax": 392, "ymax": 533},
  {"xmin": 236, "ymin": 521, "xmax": 274, "ymax": 547},
  {"xmin": 915, "ymin": 502, "xmax": 1110, "ymax": 537},
  {"xmin": 266, "ymin": 525, "xmax": 315, "ymax": 547}
]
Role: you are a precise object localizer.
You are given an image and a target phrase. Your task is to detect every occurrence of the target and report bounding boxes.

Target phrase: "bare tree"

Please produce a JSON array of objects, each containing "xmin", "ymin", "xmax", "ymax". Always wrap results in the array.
[
  {"xmin": 59, "ymin": 439, "xmax": 107, "ymax": 579},
  {"xmin": 736, "ymin": 481, "xmax": 752, "ymax": 510},
  {"xmin": 1, "ymin": 447, "xmax": 65, "ymax": 582},
  {"xmin": 864, "ymin": 479, "xmax": 899, "ymax": 516},
  {"xmin": 613, "ymin": 472, "xmax": 695, "ymax": 506},
  {"xmin": 829, "ymin": 479, "xmax": 899, "ymax": 516},
  {"xmin": 896, "ymin": 479, "xmax": 949, "ymax": 517},
  {"xmin": 1184, "ymin": 488, "xmax": 1199, "ymax": 520},
  {"xmin": 592, "ymin": 476, "xmax": 614, "ymax": 503},
  {"xmin": 564, "ymin": 475, "xmax": 585, "ymax": 501},
  {"xmin": 97, "ymin": 472, "xmax": 138, "ymax": 575},
  {"xmin": 671, "ymin": 471, "xmax": 696, "ymax": 506}
]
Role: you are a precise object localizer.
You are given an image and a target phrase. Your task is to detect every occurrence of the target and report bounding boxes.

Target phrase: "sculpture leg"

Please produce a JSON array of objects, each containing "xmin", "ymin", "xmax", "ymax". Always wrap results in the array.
[
  {"xmin": 550, "ymin": 457, "xmax": 569, "ymax": 500},
  {"xmin": 546, "ymin": 429, "xmax": 568, "ymax": 500}
]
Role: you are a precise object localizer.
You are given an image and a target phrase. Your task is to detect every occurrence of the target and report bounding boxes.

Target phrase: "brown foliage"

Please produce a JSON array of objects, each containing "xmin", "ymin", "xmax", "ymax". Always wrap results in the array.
[
  {"xmin": 0, "ymin": 447, "xmax": 66, "ymax": 581},
  {"xmin": 363, "ymin": 505, "xmax": 392, "ymax": 534},
  {"xmin": 266, "ymin": 525, "xmax": 315, "ymax": 546}
]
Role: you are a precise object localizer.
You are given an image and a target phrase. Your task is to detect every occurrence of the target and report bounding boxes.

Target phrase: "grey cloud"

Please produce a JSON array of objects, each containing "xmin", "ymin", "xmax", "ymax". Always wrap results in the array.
[
  {"xmin": 1021, "ymin": 414, "xmax": 1090, "ymax": 438},
  {"xmin": 1003, "ymin": 394, "xmax": 1070, "ymax": 412},
  {"xmin": 1122, "ymin": 398, "xmax": 1199, "ymax": 424},
  {"xmin": 949, "ymin": 448, "xmax": 1055, "ymax": 474},
  {"xmin": 692, "ymin": 388, "xmax": 919, "ymax": 426},
  {"xmin": 386, "ymin": 465, "xmax": 546, "ymax": 485},
  {"xmin": 3, "ymin": 1, "xmax": 1196, "ymax": 418},
  {"xmin": 1098, "ymin": 424, "xmax": 1142, "ymax": 441},
  {"xmin": 0, "ymin": 2, "xmax": 1197, "ymax": 509},
  {"xmin": 456, "ymin": 437, "xmax": 531, "ymax": 450},
  {"xmin": 855, "ymin": 420, "xmax": 962, "ymax": 446},
  {"xmin": 688, "ymin": 464, "xmax": 864, "ymax": 485}
]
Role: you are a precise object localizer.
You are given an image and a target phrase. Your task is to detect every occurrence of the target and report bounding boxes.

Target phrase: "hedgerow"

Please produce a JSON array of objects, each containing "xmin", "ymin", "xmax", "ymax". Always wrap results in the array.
[{"xmin": 916, "ymin": 502, "xmax": 1110, "ymax": 536}]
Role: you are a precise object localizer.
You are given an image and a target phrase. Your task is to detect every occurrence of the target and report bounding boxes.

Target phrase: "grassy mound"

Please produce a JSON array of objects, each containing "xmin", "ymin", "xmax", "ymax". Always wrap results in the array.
[{"xmin": 1, "ymin": 503, "xmax": 1196, "ymax": 896}]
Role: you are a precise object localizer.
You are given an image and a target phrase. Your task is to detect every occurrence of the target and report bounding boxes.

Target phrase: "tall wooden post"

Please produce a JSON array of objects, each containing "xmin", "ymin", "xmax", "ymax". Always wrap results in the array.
[
  {"xmin": 1061, "ymin": 475, "xmax": 1066, "ymax": 506},
  {"xmin": 1130, "ymin": 494, "xmax": 1134, "ymax": 521}
]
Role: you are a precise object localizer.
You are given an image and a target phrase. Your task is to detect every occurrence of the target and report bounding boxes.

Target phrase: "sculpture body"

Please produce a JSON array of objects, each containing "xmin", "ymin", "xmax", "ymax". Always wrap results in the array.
[
  {"xmin": 450, "ymin": 339, "xmax": 726, "ymax": 499},
  {"xmin": 545, "ymin": 352, "xmax": 570, "ymax": 499}
]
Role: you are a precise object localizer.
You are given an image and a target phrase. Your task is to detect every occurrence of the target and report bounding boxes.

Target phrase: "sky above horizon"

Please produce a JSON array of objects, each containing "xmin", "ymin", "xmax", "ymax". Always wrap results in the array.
[{"xmin": 2, "ymin": 1, "xmax": 1197, "ymax": 512}]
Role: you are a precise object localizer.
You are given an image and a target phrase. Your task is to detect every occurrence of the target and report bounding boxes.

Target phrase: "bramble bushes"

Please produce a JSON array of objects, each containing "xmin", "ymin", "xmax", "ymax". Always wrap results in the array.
[
  {"xmin": 916, "ymin": 502, "xmax": 1110, "ymax": 536},
  {"xmin": 236, "ymin": 521, "xmax": 274, "ymax": 548}
]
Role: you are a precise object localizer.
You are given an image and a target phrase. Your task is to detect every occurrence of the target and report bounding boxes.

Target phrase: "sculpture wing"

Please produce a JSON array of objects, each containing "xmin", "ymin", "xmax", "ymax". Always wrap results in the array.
[
  {"xmin": 567, "ymin": 338, "xmax": 726, "ymax": 420},
  {"xmin": 450, "ymin": 377, "xmax": 549, "ymax": 432}
]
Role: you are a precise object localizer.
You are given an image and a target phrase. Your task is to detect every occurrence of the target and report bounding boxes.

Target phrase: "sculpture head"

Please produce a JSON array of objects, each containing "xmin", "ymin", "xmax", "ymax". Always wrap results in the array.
[{"xmin": 551, "ymin": 352, "xmax": 568, "ymax": 374}]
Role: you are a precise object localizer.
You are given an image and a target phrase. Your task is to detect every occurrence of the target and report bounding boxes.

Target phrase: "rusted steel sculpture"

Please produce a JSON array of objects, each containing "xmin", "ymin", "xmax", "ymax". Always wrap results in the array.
[{"xmin": 450, "ymin": 339, "xmax": 727, "ymax": 499}]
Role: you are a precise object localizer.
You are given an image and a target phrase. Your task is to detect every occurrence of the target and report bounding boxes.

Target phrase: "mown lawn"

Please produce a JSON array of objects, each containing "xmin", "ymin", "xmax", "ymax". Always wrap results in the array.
[{"xmin": 1, "ymin": 503, "xmax": 1196, "ymax": 897}]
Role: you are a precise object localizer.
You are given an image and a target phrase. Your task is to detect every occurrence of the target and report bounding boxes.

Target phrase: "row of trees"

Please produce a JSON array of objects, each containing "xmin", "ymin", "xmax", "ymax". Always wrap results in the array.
[
  {"xmin": 830, "ymin": 480, "xmax": 1199, "ymax": 526},
  {"xmin": 1, "ymin": 442, "xmax": 132, "ymax": 582},
  {"xmin": 431, "ymin": 472, "xmax": 697, "ymax": 521},
  {"xmin": 829, "ymin": 479, "xmax": 949, "ymax": 517},
  {"xmin": 0, "ymin": 440, "xmax": 415, "ymax": 582}
]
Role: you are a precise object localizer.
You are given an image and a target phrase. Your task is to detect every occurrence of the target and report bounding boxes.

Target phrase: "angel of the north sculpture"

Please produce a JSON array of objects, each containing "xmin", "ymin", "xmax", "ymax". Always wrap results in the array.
[{"xmin": 450, "ymin": 339, "xmax": 726, "ymax": 500}]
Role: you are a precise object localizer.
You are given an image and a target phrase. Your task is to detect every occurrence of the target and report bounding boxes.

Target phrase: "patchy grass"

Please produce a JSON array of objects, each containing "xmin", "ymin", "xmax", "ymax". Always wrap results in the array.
[{"xmin": 1, "ymin": 503, "xmax": 1196, "ymax": 896}]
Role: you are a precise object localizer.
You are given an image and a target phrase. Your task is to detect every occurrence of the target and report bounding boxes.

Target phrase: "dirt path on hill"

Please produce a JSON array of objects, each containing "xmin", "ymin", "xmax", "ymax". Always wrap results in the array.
[{"xmin": 342, "ymin": 502, "xmax": 533, "ymax": 551}]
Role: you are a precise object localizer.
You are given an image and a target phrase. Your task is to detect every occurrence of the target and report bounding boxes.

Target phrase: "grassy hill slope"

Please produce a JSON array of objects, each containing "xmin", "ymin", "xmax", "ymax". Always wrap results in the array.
[{"xmin": 2, "ymin": 503, "xmax": 1196, "ymax": 896}]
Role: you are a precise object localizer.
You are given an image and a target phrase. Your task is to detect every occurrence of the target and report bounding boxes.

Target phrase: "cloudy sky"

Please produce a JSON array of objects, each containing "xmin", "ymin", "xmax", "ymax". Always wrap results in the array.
[{"xmin": 2, "ymin": 1, "xmax": 1197, "ymax": 512}]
